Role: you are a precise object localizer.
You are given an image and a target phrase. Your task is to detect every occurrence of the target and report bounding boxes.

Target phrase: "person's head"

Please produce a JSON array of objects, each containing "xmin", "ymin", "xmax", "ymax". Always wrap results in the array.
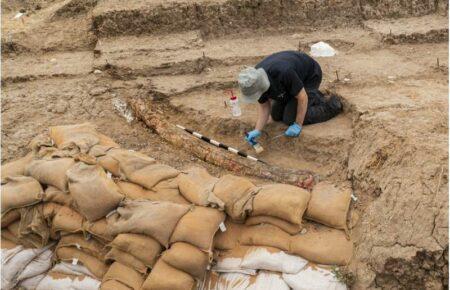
[{"xmin": 238, "ymin": 67, "xmax": 270, "ymax": 103}]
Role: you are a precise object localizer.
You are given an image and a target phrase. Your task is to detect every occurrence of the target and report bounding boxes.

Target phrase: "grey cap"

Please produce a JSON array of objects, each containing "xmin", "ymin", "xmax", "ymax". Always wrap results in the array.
[{"xmin": 238, "ymin": 67, "xmax": 270, "ymax": 103}]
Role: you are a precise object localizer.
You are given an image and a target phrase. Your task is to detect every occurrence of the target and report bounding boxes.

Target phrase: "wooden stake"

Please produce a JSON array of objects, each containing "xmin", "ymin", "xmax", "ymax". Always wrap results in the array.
[
  {"xmin": 335, "ymin": 70, "xmax": 340, "ymax": 82},
  {"xmin": 437, "ymin": 57, "xmax": 440, "ymax": 68}
]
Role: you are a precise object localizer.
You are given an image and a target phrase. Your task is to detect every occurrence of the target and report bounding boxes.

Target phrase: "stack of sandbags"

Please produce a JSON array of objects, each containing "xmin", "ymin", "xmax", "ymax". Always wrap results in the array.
[
  {"xmin": 1, "ymin": 243, "xmax": 54, "ymax": 290},
  {"xmin": 107, "ymin": 199, "xmax": 226, "ymax": 290}
]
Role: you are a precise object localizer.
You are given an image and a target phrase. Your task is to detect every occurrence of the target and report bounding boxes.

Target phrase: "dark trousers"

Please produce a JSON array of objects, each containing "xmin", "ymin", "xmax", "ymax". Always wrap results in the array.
[{"xmin": 271, "ymin": 88, "xmax": 342, "ymax": 125}]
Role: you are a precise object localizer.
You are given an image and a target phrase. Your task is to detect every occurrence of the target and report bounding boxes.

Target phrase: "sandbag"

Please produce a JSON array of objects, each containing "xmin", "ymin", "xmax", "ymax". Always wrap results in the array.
[
  {"xmin": 170, "ymin": 206, "xmax": 225, "ymax": 251},
  {"xmin": 1, "ymin": 245, "xmax": 51, "ymax": 290},
  {"xmin": 240, "ymin": 246, "xmax": 308, "ymax": 274},
  {"xmin": 97, "ymin": 148, "xmax": 156, "ymax": 178},
  {"xmin": 101, "ymin": 262, "xmax": 144, "ymax": 290},
  {"xmin": 306, "ymin": 182, "xmax": 352, "ymax": 230},
  {"xmin": 36, "ymin": 272, "xmax": 100, "ymax": 290},
  {"xmin": 1, "ymin": 152, "xmax": 34, "ymax": 182},
  {"xmin": 52, "ymin": 261, "xmax": 96, "ymax": 277},
  {"xmin": 245, "ymin": 215, "xmax": 302, "ymax": 235},
  {"xmin": 141, "ymin": 259, "xmax": 196, "ymax": 290},
  {"xmin": 123, "ymin": 163, "xmax": 180, "ymax": 190},
  {"xmin": 161, "ymin": 242, "xmax": 209, "ymax": 280},
  {"xmin": 108, "ymin": 233, "xmax": 161, "ymax": 268},
  {"xmin": 43, "ymin": 186, "xmax": 73, "ymax": 206},
  {"xmin": 18, "ymin": 273, "xmax": 45, "ymax": 290},
  {"xmin": 282, "ymin": 265, "xmax": 347, "ymax": 290},
  {"xmin": 1, "ymin": 176, "xmax": 43, "ymax": 216},
  {"xmin": 240, "ymin": 224, "xmax": 291, "ymax": 251},
  {"xmin": 2, "ymin": 229, "xmax": 20, "ymax": 245},
  {"xmin": 67, "ymin": 162, "xmax": 124, "ymax": 221},
  {"xmin": 105, "ymin": 247, "xmax": 147, "ymax": 274},
  {"xmin": 108, "ymin": 200, "xmax": 190, "ymax": 247},
  {"xmin": 16, "ymin": 249, "xmax": 53, "ymax": 282},
  {"xmin": 25, "ymin": 158, "xmax": 75, "ymax": 191},
  {"xmin": 213, "ymin": 219, "xmax": 246, "ymax": 250},
  {"xmin": 1, "ymin": 209, "xmax": 20, "ymax": 228},
  {"xmin": 83, "ymin": 218, "xmax": 114, "ymax": 243},
  {"xmin": 55, "ymin": 247, "xmax": 108, "ymax": 279},
  {"xmin": 205, "ymin": 271, "xmax": 290, "ymax": 290},
  {"xmin": 177, "ymin": 167, "xmax": 219, "ymax": 206},
  {"xmin": 51, "ymin": 205, "xmax": 84, "ymax": 235},
  {"xmin": 101, "ymin": 280, "xmax": 133, "ymax": 290},
  {"xmin": 18, "ymin": 205, "xmax": 50, "ymax": 248},
  {"xmin": 117, "ymin": 180, "xmax": 189, "ymax": 204},
  {"xmin": 212, "ymin": 247, "xmax": 256, "ymax": 275},
  {"xmin": 212, "ymin": 175, "xmax": 257, "ymax": 222},
  {"xmin": 251, "ymin": 184, "xmax": 310, "ymax": 225},
  {"xmin": 1, "ymin": 237, "xmax": 18, "ymax": 249},
  {"xmin": 50, "ymin": 123, "xmax": 118, "ymax": 153},
  {"xmin": 57, "ymin": 234, "xmax": 107, "ymax": 261},
  {"xmin": 289, "ymin": 225, "xmax": 353, "ymax": 265}
]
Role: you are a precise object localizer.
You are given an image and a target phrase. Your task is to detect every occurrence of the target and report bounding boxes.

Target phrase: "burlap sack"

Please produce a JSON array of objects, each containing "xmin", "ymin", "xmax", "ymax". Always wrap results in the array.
[
  {"xmin": 83, "ymin": 218, "xmax": 114, "ymax": 243},
  {"xmin": 177, "ymin": 167, "xmax": 219, "ymax": 206},
  {"xmin": 117, "ymin": 180, "xmax": 189, "ymax": 204},
  {"xmin": 67, "ymin": 163, "xmax": 124, "ymax": 221},
  {"xmin": 1, "ymin": 209, "xmax": 20, "ymax": 228},
  {"xmin": 240, "ymin": 224, "xmax": 291, "ymax": 251},
  {"xmin": 43, "ymin": 186, "xmax": 73, "ymax": 206},
  {"xmin": 1, "ymin": 152, "xmax": 34, "ymax": 182},
  {"xmin": 101, "ymin": 280, "xmax": 131, "ymax": 290},
  {"xmin": 122, "ymin": 163, "xmax": 180, "ymax": 191},
  {"xmin": 18, "ymin": 205, "xmax": 50, "ymax": 248},
  {"xmin": 2, "ymin": 229, "xmax": 20, "ymax": 245},
  {"xmin": 289, "ymin": 225, "xmax": 353, "ymax": 265},
  {"xmin": 109, "ymin": 233, "xmax": 162, "ymax": 268},
  {"xmin": 245, "ymin": 216, "xmax": 302, "ymax": 235},
  {"xmin": 101, "ymin": 262, "xmax": 144, "ymax": 290},
  {"xmin": 213, "ymin": 219, "xmax": 246, "ymax": 250},
  {"xmin": 251, "ymin": 184, "xmax": 310, "ymax": 225},
  {"xmin": 1, "ymin": 176, "xmax": 43, "ymax": 216},
  {"xmin": 161, "ymin": 242, "xmax": 209, "ymax": 280},
  {"xmin": 305, "ymin": 182, "xmax": 352, "ymax": 230},
  {"xmin": 212, "ymin": 175, "xmax": 257, "ymax": 222},
  {"xmin": 57, "ymin": 234, "xmax": 107, "ymax": 261},
  {"xmin": 105, "ymin": 247, "xmax": 147, "ymax": 274},
  {"xmin": 141, "ymin": 259, "xmax": 196, "ymax": 290},
  {"xmin": 50, "ymin": 123, "xmax": 119, "ymax": 153},
  {"xmin": 25, "ymin": 158, "xmax": 75, "ymax": 191},
  {"xmin": 108, "ymin": 200, "xmax": 190, "ymax": 247},
  {"xmin": 1, "ymin": 237, "xmax": 17, "ymax": 249},
  {"xmin": 99, "ymin": 148, "xmax": 156, "ymax": 178},
  {"xmin": 51, "ymin": 205, "xmax": 84, "ymax": 235},
  {"xmin": 55, "ymin": 247, "xmax": 108, "ymax": 279},
  {"xmin": 170, "ymin": 206, "xmax": 225, "ymax": 251}
]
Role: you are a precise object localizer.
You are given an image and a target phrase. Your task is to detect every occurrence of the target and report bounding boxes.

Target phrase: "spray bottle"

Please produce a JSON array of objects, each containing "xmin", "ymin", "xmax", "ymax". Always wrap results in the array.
[{"xmin": 228, "ymin": 90, "xmax": 242, "ymax": 117}]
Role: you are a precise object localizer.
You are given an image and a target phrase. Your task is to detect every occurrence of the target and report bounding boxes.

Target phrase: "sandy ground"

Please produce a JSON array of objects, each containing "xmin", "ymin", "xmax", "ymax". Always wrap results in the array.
[{"xmin": 1, "ymin": 0, "xmax": 448, "ymax": 288}]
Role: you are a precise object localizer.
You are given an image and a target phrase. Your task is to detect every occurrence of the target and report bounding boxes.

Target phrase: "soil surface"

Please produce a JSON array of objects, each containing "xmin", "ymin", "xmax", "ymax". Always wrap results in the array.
[{"xmin": 1, "ymin": 0, "xmax": 448, "ymax": 289}]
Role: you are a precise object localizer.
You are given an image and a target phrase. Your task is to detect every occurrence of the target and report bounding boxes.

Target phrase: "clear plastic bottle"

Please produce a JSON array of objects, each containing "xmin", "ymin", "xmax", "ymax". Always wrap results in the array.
[{"xmin": 228, "ymin": 90, "xmax": 241, "ymax": 117}]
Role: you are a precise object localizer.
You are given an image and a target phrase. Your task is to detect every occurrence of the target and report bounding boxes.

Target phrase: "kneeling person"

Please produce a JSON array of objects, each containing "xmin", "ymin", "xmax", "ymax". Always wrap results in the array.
[{"xmin": 238, "ymin": 50, "xmax": 342, "ymax": 145}]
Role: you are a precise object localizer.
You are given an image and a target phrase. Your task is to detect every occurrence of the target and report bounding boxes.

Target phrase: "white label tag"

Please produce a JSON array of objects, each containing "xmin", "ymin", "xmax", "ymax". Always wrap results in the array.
[
  {"xmin": 75, "ymin": 243, "xmax": 81, "ymax": 250},
  {"xmin": 351, "ymin": 193, "xmax": 358, "ymax": 202},
  {"xmin": 72, "ymin": 258, "xmax": 78, "ymax": 265},
  {"xmin": 107, "ymin": 172, "xmax": 112, "ymax": 179},
  {"xmin": 219, "ymin": 222, "xmax": 226, "ymax": 232}
]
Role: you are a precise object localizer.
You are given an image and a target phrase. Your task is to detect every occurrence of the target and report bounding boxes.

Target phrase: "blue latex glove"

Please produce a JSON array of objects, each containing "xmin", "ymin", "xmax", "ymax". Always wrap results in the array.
[
  {"xmin": 285, "ymin": 123, "xmax": 302, "ymax": 137},
  {"xmin": 245, "ymin": 130, "xmax": 261, "ymax": 145}
]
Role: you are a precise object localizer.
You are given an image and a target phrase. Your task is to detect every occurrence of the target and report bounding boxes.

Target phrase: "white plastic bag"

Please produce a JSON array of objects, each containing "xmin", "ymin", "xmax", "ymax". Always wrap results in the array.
[
  {"xmin": 52, "ymin": 261, "xmax": 96, "ymax": 277},
  {"xmin": 241, "ymin": 247, "xmax": 308, "ymax": 274},
  {"xmin": 36, "ymin": 273, "xmax": 100, "ymax": 290},
  {"xmin": 18, "ymin": 274, "xmax": 46, "ymax": 290},
  {"xmin": 213, "ymin": 257, "xmax": 257, "ymax": 275},
  {"xmin": 310, "ymin": 42, "xmax": 336, "ymax": 57},
  {"xmin": 247, "ymin": 272, "xmax": 290, "ymax": 290},
  {"xmin": 282, "ymin": 266, "xmax": 347, "ymax": 290}
]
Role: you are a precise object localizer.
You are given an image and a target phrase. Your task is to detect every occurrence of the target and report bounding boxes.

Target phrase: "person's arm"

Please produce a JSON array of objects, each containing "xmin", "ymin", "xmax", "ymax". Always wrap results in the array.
[
  {"xmin": 295, "ymin": 88, "xmax": 308, "ymax": 125},
  {"xmin": 255, "ymin": 101, "xmax": 271, "ymax": 131}
]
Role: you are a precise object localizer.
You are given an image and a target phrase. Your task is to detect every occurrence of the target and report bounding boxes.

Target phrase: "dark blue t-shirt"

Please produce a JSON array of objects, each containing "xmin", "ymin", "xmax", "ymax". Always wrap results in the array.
[{"xmin": 256, "ymin": 51, "xmax": 322, "ymax": 104}]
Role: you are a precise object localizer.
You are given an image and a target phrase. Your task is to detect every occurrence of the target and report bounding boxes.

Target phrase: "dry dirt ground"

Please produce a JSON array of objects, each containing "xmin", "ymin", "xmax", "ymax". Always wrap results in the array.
[{"xmin": 1, "ymin": 0, "xmax": 449, "ymax": 289}]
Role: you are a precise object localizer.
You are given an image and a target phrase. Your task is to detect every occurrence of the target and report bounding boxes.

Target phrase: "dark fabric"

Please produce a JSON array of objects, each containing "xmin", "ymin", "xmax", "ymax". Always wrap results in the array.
[
  {"xmin": 271, "ymin": 89, "xmax": 343, "ymax": 126},
  {"xmin": 256, "ymin": 51, "xmax": 322, "ymax": 104}
]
